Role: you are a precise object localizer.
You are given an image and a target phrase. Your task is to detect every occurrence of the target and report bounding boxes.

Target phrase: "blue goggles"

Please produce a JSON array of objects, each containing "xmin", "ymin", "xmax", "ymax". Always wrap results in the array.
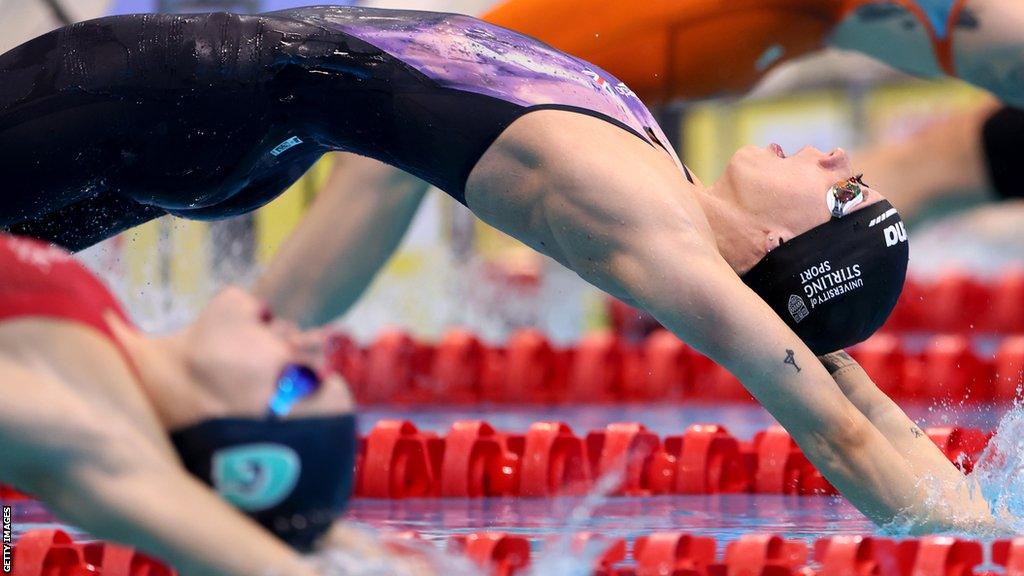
[{"xmin": 267, "ymin": 365, "xmax": 322, "ymax": 418}]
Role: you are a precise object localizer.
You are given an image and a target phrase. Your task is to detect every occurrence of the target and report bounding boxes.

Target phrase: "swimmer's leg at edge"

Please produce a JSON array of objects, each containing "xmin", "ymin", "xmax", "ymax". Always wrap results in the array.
[
  {"xmin": 255, "ymin": 153, "xmax": 430, "ymax": 328},
  {"xmin": 465, "ymin": 110, "xmax": 994, "ymax": 532},
  {"xmin": 0, "ymin": 323, "xmax": 318, "ymax": 576}
]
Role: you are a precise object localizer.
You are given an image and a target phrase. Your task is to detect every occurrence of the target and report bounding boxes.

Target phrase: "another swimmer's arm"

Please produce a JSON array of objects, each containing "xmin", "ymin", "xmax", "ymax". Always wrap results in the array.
[
  {"xmin": 828, "ymin": 0, "xmax": 1024, "ymax": 106},
  {"xmin": 256, "ymin": 154, "xmax": 429, "ymax": 328},
  {"xmin": 949, "ymin": 0, "xmax": 1024, "ymax": 107},
  {"xmin": 0, "ymin": 354, "xmax": 319, "ymax": 576}
]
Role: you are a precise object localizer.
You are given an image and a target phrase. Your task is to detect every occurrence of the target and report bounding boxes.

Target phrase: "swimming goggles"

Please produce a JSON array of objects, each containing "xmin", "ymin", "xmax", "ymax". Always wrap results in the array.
[
  {"xmin": 267, "ymin": 364, "xmax": 322, "ymax": 418},
  {"xmin": 826, "ymin": 174, "xmax": 867, "ymax": 219}
]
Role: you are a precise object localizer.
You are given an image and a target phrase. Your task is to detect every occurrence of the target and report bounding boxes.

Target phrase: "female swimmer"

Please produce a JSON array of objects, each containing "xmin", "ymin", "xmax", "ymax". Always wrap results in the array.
[
  {"xmin": 0, "ymin": 7, "xmax": 995, "ymax": 531},
  {"xmin": 0, "ymin": 233, "xmax": 423, "ymax": 575}
]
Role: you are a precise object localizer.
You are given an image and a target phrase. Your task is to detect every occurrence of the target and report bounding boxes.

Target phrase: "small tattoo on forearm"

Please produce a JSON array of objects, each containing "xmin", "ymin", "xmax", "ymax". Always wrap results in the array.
[
  {"xmin": 911, "ymin": 427, "xmax": 924, "ymax": 439},
  {"xmin": 818, "ymin": 351, "xmax": 856, "ymax": 375},
  {"xmin": 784, "ymin": 349, "xmax": 802, "ymax": 373}
]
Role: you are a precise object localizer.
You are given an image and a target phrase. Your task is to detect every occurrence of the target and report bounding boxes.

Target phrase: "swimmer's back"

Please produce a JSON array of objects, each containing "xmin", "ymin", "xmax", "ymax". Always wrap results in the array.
[
  {"xmin": 0, "ymin": 12, "xmax": 327, "ymax": 240},
  {"xmin": 1, "ymin": 7, "xmax": 682, "ymax": 250}
]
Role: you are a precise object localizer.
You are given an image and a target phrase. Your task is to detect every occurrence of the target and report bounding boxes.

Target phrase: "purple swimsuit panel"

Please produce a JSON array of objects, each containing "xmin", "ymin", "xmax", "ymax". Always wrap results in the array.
[{"xmin": 277, "ymin": 6, "xmax": 687, "ymax": 173}]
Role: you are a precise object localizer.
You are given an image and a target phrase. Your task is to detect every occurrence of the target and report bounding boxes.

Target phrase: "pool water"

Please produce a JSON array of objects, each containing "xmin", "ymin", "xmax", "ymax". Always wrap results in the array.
[
  {"xmin": 7, "ymin": 401, "xmax": 1020, "ymax": 574},
  {"xmin": 346, "ymin": 494, "xmax": 874, "ymax": 545},
  {"xmin": 7, "ymin": 493, "xmax": 872, "ymax": 547}
]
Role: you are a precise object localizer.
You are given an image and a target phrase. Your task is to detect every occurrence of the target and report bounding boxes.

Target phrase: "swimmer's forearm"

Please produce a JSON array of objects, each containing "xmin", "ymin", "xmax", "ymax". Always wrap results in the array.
[
  {"xmin": 614, "ymin": 250, "xmax": 963, "ymax": 527},
  {"xmin": 815, "ymin": 350, "xmax": 991, "ymax": 524},
  {"xmin": 851, "ymin": 105, "xmax": 994, "ymax": 217},
  {"xmin": 820, "ymin": 353, "xmax": 981, "ymax": 488},
  {"xmin": 257, "ymin": 155, "xmax": 428, "ymax": 327}
]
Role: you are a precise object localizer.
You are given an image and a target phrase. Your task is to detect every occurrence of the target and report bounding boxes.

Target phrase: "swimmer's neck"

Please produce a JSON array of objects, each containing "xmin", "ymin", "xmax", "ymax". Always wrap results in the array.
[
  {"xmin": 695, "ymin": 181, "xmax": 786, "ymax": 276},
  {"xmin": 107, "ymin": 315, "xmax": 226, "ymax": 430}
]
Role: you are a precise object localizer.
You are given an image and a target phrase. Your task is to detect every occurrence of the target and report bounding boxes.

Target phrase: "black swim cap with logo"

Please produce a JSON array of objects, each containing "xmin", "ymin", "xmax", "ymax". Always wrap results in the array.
[{"xmin": 741, "ymin": 200, "xmax": 909, "ymax": 355}]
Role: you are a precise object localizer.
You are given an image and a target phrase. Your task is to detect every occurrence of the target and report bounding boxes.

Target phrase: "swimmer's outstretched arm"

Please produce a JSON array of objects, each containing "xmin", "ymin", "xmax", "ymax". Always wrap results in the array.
[
  {"xmin": 256, "ymin": 154, "xmax": 429, "ymax": 328},
  {"xmin": 603, "ymin": 241, "xmax": 992, "ymax": 530},
  {"xmin": 818, "ymin": 352, "xmax": 972, "ymax": 483},
  {"xmin": 0, "ymin": 346, "xmax": 318, "ymax": 576}
]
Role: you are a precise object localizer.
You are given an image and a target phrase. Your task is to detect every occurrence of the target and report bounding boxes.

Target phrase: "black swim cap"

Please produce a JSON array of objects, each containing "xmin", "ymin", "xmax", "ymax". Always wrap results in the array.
[
  {"xmin": 741, "ymin": 200, "xmax": 909, "ymax": 355},
  {"xmin": 171, "ymin": 414, "xmax": 357, "ymax": 551}
]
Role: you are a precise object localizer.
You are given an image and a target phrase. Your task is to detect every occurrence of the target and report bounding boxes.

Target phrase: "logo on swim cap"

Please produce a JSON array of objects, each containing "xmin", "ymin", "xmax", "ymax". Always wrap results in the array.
[
  {"xmin": 883, "ymin": 222, "xmax": 908, "ymax": 248},
  {"xmin": 212, "ymin": 444, "xmax": 301, "ymax": 512},
  {"xmin": 788, "ymin": 295, "xmax": 810, "ymax": 323}
]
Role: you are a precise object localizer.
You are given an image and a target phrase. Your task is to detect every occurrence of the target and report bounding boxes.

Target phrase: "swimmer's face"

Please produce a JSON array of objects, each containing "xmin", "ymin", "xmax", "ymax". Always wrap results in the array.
[
  {"xmin": 184, "ymin": 287, "xmax": 353, "ymax": 418},
  {"xmin": 723, "ymin": 144, "xmax": 885, "ymax": 233}
]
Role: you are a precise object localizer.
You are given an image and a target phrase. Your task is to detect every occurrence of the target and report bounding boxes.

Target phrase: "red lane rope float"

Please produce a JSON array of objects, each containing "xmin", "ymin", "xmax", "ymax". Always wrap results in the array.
[
  {"xmin": 13, "ymin": 528, "xmax": 1024, "ymax": 576},
  {"xmin": 349, "ymin": 421, "xmax": 998, "ymax": 499},
  {"xmin": 448, "ymin": 533, "xmax": 532, "ymax": 576},
  {"xmin": 0, "ymin": 422, "xmax": 995, "ymax": 503},
  {"xmin": 610, "ymin": 269, "xmax": 1024, "ymax": 339},
  {"xmin": 328, "ymin": 329, "xmax": 1024, "ymax": 406},
  {"xmin": 11, "ymin": 529, "xmax": 172, "ymax": 576}
]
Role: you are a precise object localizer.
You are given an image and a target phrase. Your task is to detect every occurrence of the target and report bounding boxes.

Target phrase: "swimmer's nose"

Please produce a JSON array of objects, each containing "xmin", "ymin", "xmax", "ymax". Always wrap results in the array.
[{"xmin": 819, "ymin": 147, "xmax": 852, "ymax": 172}]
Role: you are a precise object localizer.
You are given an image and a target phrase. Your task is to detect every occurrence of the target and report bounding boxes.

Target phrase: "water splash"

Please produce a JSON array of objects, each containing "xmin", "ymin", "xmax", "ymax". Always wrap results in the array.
[
  {"xmin": 972, "ymin": 400, "xmax": 1024, "ymax": 533},
  {"xmin": 310, "ymin": 467, "xmax": 627, "ymax": 575},
  {"xmin": 525, "ymin": 469, "xmax": 625, "ymax": 576},
  {"xmin": 880, "ymin": 399, "xmax": 1024, "ymax": 537}
]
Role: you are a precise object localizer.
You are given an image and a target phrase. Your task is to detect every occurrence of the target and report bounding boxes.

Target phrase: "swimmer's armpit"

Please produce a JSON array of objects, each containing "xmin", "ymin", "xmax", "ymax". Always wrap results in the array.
[{"xmin": 817, "ymin": 351, "xmax": 858, "ymax": 376}]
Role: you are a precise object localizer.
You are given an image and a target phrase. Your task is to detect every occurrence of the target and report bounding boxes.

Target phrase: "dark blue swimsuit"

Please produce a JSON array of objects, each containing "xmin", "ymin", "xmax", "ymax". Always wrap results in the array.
[{"xmin": 0, "ymin": 6, "xmax": 690, "ymax": 250}]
